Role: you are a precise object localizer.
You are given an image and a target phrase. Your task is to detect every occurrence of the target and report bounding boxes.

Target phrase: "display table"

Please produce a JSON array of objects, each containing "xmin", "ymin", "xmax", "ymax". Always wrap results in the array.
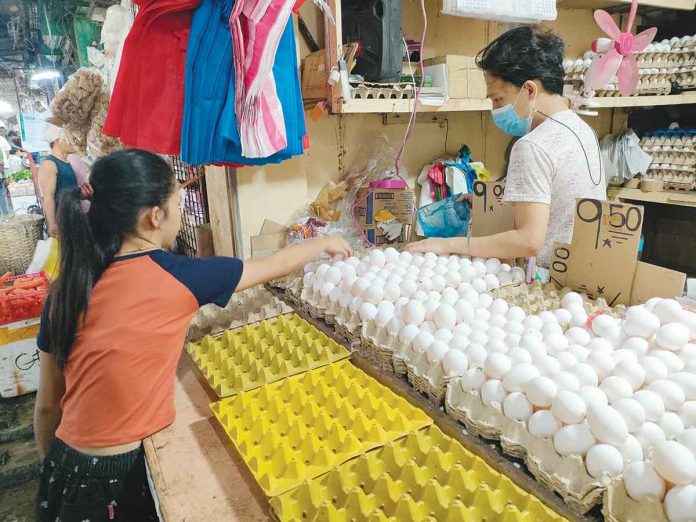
[{"xmin": 143, "ymin": 355, "xmax": 270, "ymax": 521}]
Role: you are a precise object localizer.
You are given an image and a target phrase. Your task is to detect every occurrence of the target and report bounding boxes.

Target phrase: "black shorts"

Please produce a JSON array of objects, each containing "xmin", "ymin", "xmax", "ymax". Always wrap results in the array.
[{"xmin": 36, "ymin": 438, "xmax": 159, "ymax": 522}]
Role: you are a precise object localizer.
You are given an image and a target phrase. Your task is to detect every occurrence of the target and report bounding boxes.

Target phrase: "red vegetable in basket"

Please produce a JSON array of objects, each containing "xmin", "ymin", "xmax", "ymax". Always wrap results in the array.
[{"xmin": 0, "ymin": 272, "xmax": 50, "ymax": 325}]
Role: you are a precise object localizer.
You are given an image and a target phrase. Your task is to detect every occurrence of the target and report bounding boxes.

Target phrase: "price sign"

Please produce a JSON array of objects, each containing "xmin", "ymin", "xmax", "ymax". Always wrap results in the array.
[
  {"xmin": 471, "ymin": 181, "xmax": 515, "ymax": 236},
  {"xmin": 565, "ymin": 199, "xmax": 644, "ymax": 306},
  {"xmin": 549, "ymin": 242, "xmax": 572, "ymax": 289}
]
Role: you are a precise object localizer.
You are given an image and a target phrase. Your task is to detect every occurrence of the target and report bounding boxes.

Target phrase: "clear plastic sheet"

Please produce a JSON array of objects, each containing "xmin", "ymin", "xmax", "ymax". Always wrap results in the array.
[{"xmin": 600, "ymin": 129, "xmax": 653, "ymax": 186}]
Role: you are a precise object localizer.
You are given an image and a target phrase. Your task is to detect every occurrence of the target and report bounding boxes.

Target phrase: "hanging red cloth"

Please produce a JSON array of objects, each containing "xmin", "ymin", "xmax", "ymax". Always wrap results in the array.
[{"xmin": 104, "ymin": 0, "xmax": 200, "ymax": 156}]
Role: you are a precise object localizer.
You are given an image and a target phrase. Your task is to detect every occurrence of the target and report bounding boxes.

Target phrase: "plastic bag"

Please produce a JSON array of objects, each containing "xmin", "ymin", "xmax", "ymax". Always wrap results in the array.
[
  {"xmin": 601, "ymin": 129, "xmax": 653, "ymax": 186},
  {"xmin": 417, "ymin": 194, "xmax": 470, "ymax": 238},
  {"xmin": 26, "ymin": 238, "xmax": 59, "ymax": 279}
]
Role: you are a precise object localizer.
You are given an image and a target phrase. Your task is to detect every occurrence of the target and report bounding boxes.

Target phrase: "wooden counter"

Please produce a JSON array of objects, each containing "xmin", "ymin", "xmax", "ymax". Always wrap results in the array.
[{"xmin": 143, "ymin": 355, "xmax": 270, "ymax": 521}]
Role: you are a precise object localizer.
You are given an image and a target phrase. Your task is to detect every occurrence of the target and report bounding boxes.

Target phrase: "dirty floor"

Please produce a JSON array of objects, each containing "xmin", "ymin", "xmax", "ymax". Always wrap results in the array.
[{"xmin": 0, "ymin": 479, "xmax": 37, "ymax": 522}]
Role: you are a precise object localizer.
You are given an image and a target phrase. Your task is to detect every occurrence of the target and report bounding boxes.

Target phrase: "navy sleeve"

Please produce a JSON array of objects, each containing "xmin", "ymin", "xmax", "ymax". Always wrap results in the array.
[
  {"xmin": 150, "ymin": 251, "xmax": 244, "ymax": 308},
  {"xmin": 37, "ymin": 298, "xmax": 51, "ymax": 353}
]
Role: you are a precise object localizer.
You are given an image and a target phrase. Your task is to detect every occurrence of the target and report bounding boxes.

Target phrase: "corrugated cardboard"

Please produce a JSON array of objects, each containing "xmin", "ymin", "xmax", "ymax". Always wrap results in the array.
[
  {"xmin": 470, "ymin": 180, "xmax": 515, "ymax": 237},
  {"xmin": 355, "ymin": 188, "xmax": 415, "ymax": 246},
  {"xmin": 301, "ymin": 50, "xmax": 329, "ymax": 100},
  {"xmin": 422, "ymin": 55, "xmax": 486, "ymax": 99},
  {"xmin": 250, "ymin": 220, "xmax": 288, "ymax": 258},
  {"xmin": 630, "ymin": 261, "xmax": 686, "ymax": 304}
]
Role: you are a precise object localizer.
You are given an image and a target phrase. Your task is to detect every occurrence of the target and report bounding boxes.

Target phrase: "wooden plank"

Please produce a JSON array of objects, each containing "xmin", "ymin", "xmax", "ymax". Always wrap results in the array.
[
  {"xmin": 143, "ymin": 356, "xmax": 270, "ymax": 522},
  {"xmin": 205, "ymin": 165, "xmax": 239, "ymax": 257},
  {"xmin": 608, "ymin": 187, "xmax": 696, "ymax": 208},
  {"xmin": 593, "ymin": 93, "xmax": 696, "ymax": 108},
  {"xmin": 559, "ymin": 0, "xmax": 695, "ymax": 10},
  {"xmin": 324, "ymin": 0, "xmax": 342, "ymax": 113}
]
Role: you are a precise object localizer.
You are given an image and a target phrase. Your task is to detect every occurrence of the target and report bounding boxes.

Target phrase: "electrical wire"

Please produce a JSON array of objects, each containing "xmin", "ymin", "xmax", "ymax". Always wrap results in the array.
[{"xmin": 537, "ymin": 110, "xmax": 604, "ymax": 187}]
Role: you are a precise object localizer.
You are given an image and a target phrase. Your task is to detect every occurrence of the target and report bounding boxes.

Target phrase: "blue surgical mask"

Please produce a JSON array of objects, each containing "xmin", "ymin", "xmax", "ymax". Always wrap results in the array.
[{"xmin": 491, "ymin": 88, "xmax": 535, "ymax": 137}]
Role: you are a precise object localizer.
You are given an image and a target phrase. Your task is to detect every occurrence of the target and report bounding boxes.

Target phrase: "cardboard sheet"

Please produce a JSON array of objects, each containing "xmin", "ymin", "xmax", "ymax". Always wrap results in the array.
[{"xmin": 471, "ymin": 181, "xmax": 514, "ymax": 237}]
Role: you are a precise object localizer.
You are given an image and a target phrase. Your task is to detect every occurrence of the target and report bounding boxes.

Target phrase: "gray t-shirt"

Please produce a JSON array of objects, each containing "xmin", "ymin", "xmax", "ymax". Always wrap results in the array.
[{"xmin": 503, "ymin": 110, "xmax": 606, "ymax": 267}]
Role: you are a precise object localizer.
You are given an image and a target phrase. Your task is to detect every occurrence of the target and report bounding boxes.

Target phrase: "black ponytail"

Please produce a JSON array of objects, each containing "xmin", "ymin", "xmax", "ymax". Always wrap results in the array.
[{"xmin": 47, "ymin": 149, "xmax": 175, "ymax": 368}]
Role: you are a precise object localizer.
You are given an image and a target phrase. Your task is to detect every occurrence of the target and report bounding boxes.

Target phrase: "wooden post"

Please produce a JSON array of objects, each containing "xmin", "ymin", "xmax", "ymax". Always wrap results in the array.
[{"xmin": 204, "ymin": 166, "xmax": 240, "ymax": 257}]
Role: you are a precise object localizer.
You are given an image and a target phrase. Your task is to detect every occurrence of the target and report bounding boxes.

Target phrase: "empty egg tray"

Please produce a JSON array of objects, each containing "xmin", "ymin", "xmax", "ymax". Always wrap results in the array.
[
  {"xmin": 210, "ymin": 360, "xmax": 432, "ymax": 497},
  {"xmin": 187, "ymin": 314, "xmax": 350, "ymax": 397},
  {"xmin": 270, "ymin": 424, "xmax": 567, "ymax": 522}
]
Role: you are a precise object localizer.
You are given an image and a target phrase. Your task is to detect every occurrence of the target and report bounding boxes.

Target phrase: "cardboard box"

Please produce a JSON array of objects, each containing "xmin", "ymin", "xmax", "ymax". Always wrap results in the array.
[
  {"xmin": 422, "ymin": 55, "xmax": 486, "ymax": 99},
  {"xmin": 301, "ymin": 50, "xmax": 329, "ymax": 100},
  {"xmin": 250, "ymin": 220, "xmax": 288, "ymax": 258},
  {"xmin": 355, "ymin": 188, "xmax": 415, "ymax": 246}
]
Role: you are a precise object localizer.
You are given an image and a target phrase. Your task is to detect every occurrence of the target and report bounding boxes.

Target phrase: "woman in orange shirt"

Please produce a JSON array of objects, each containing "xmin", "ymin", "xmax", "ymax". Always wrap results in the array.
[{"xmin": 34, "ymin": 148, "xmax": 351, "ymax": 521}]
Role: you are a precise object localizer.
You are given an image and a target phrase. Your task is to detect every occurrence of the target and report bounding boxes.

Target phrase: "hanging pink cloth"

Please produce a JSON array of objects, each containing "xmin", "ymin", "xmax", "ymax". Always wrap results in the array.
[{"xmin": 229, "ymin": 0, "xmax": 296, "ymax": 159}]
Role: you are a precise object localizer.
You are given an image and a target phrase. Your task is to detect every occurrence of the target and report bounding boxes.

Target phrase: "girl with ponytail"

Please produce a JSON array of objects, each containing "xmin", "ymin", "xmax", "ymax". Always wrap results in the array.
[{"xmin": 34, "ymin": 149, "xmax": 351, "ymax": 521}]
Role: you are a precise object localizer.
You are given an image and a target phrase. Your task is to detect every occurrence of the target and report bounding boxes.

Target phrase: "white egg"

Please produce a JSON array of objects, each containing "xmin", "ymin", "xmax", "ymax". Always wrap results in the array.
[
  {"xmin": 678, "ymin": 429, "xmax": 696, "ymax": 455},
  {"xmin": 612, "ymin": 399, "xmax": 647, "ymax": 433},
  {"xmin": 634, "ymin": 390, "xmax": 666, "ymax": 422},
  {"xmin": 349, "ymin": 296, "xmax": 364, "ymax": 312},
  {"xmin": 623, "ymin": 307, "xmax": 661, "ymax": 339},
  {"xmin": 642, "ymin": 356, "xmax": 669, "ymax": 384},
  {"xmin": 368, "ymin": 249, "xmax": 386, "ymax": 268},
  {"xmin": 523, "ymin": 315, "xmax": 544, "ymax": 330},
  {"xmin": 481, "ymin": 379, "xmax": 507, "ymax": 406},
  {"xmin": 426, "ymin": 340, "xmax": 449, "ymax": 363},
  {"xmin": 528, "ymin": 410, "xmax": 562, "ymax": 439},
  {"xmin": 433, "ymin": 329, "xmax": 454, "ymax": 343},
  {"xmin": 364, "ymin": 285, "xmax": 384, "ymax": 305},
  {"xmin": 587, "ymin": 403, "xmax": 629, "ymax": 446},
  {"xmin": 470, "ymin": 331, "xmax": 489, "ymax": 347},
  {"xmin": 525, "ymin": 376, "xmax": 557, "ymax": 408},
  {"xmin": 403, "ymin": 300, "xmax": 426, "ymax": 326},
  {"xmin": 619, "ymin": 434, "xmax": 644, "ymax": 464},
  {"xmin": 562, "ymin": 291, "xmax": 584, "ymax": 309},
  {"xmin": 339, "ymin": 292, "xmax": 353, "ymax": 308},
  {"xmin": 319, "ymin": 281, "xmax": 335, "ymax": 298},
  {"xmin": 508, "ymin": 347, "xmax": 532, "ymax": 365},
  {"xmin": 478, "ymin": 293, "xmax": 494, "ymax": 310},
  {"xmin": 449, "ymin": 335, "xmax": 468, "ymax": 351},
  {"xmin": 489, "ymin": 298, "xmax": 509, "ymax": 316},
  {"xmin": 386, "ymin": 317, "xmax": 404, "ymax": 335},
  {"xmin": 622, "ymin": 337, "xmax": 650, "ymax": 358},
  {"xmin": 412, "ymin": 331, "xmax": 435, "ymax": 354},
  {"xmin": 505, "ymin": 306, "xmax": 525, "ymax": 323},
  {"xmin": 303, "ymin": 272, "xmax": 316, "ymax": 288},
  {"xmin": 649, "ymin": 379, "xmax": 686, "ymax": 411},
  {"xmin": 441, "ymin": 288, "xmax": 459, "ymax": 306},
  {"xmin": 421, "ymin": 321, "xmax": 436, "ymax": 334},
  {"xmin": 483, "ymin": 257, "xmax": 501, "ymax": 275},
  {"xmin": 503, "ymin": 321, "xmax": 524, "ymax": 337},
  {"xmin": 636, "ymin": 422, "xmax": 667, "ymax": 455},
  {"xmin": 557, "ymin": 352, "xmax": 578, "ymax": 371},
  {"xmin": 497, "ymin": 271, "xmax": 513, "ymax": 286},
  {"xmin": 541, "ymin": 321, "xmax": 564, "ymax": 336},
  {"xmin": 399, "ymin": 251, "xmax": 413, "ymax": 264},
  {"xmin": 472, "ymin": 260, "xmax": 487, "ymax": 278},
  {"xmin": 461, "ymin": 289, "xmax": 480, "ymax": 309},
  {"xmin": 316, "ymin": 264, "xmax": 330, "ymax": 279},
  {"xmin": 614, "ymin": 360, "xmax": 646, "ymax": 391},
  {"xmin": 651, "ymin": 350, "xmax": 685, "ymax": 373},
  {"xmin": 572, "ymin": 363, "xmax": 599, "ymax": 388},
  {"xmin": 452, "ymin": 323, "xmax": 472, "ymax": 338},
  {"xmin": 623, "ymin": 461, "xmax": 666, "ymax": 501},
  {"xmin": 600, "ymin": 376, "xmax": 633, "ymax": 403},
  {"xmin": 546, "ymin": 333, "xmax": 570, "ymax": 353},
  {"xmin": 383, "ymin": 283, "xmax": 401, "ymax": 303},
  {"xmin": 660, "ymin": 412, "xmax": 685, "ymax": 439},
  {"xmin": 374, "ymin": 306, "xmax": 393, "ymax": 326},
  {"xmin": 432, "ymin": 304, "xmax": 457, "ymax": 331},
  {"xmin": 394, "ymin": 297, "xmax": 409, "ymax": 309},
  {"xmin": 484, "ymin": 353, "xmax": 512, "ymax": 380},
  {"xmin": 460, "ymin": 265, "xmax": 478, "ymax": 283},
  {"xmin": 554, "ymin": 308, "xmax": 573, "ymax": 326},
  {"xmin": 398, "ymin": 324, "xmax": 421, "ymax": 345},
  {"xmin": 554, "ymin": 371, "xmax": 581, "ymax": 392},
  {"xmin": 652, "ymin": 441, "xmax": 696, "ymax": 485},
  {"xmin": 552, "ymin": 391, "xmax": 587, "ymax": 424},
  {"xmin": 656, "ymin": 323, "xmax": 690, "ymax": 352},
  {"xmin": 460, "ymin": 368, "xmax": 486, "ymax": 392},
  {"xmin": 554, "ymin": 424, "xmax": 595, "ymax": 456},
  {"xmin": 358, "ymin": 302, "xmax": 378, "ymax": 322},
  {"xmin": 489, "ymin": 315, "xmax": 508, "ymax": 330},
  {"xmin": 356, "ymin": 262, "xmax": 370, "ymax": 276},
  {"xmin": 588, "ymin": 338, "xmax": 614, "ymax": 355},
  {"xmin": 539, "ymin": 311, "xmax": 558, "ymax": 325},
  {"xmin": 399, "ymin": 280, "xmax": 418, "ymax": 298},
  {"xmin": 537, "ymin": 356, "xmax": 561, "ymax": 378},
  {"xmin": 670, "ymin": 373, "xmax": 696, "ymax": 402},
  {"xmin": 444, "ymin": 272, "xmax": 461, "ymax": 289},
  {"xmin": 664, "ymin": 484, "xmax": 696, "ymax": 522},
  {"xmin": 430, "ymin": 274, "xmax": 446, "ymax": 293},
  {"xmin": 585, "ymin": 444, "xmax": 624, "ymax": 478},
  {"xmin": 466, "ymin": 344, "xmax": 487, "ymax": 368},
  {"xmin": 612, "ymin": 349, "xmax": 638, "ymax": 365},
  {"xmin": 502, "ymin": 363, "xmax": 539, "ymax": 393},
  {"xmin": 471, "ymin": 278, "xmax": 487, "ymax": 293},
  {"xmin": 565, "ymin": 327, "xmax": 592, "ymax": 346},
  {"xmin": 652, "ymin": 299, "xmax": 684, "ymax": 324},
  {"xmin": 328, "ymin": 287, "xmax": 342, "ymax": 303},
  {"xmin": 487, "ymin": 327, "xmax": 506, "ymax": 341},
  {"xmin": 470, "ymin": 319, "xmax": 489, "ymax": 333},
  {"xmin": 578, "ymin": 385, "xmax": 609, "ymax": 408},
  {"xmin": 503, "ymin": 392, "xmax": 533, "ymax": 421},
  {"xmin": 570, "ymin": 313, "xmax": 590, "ymax": 328},
  {"xmin": 592, "ymin": 314, "xmax": 618, "ymax": 337},
  {"xmin": 569, "ymin": 345, "xmax": 590, "ymax": 363},
  {"xmin": 325, "ymin": 266, "xmax": 342, "ymax": 285},
  {"xmin": 681, "ymin": 402, "xmax": 696, "ymax": 428}
]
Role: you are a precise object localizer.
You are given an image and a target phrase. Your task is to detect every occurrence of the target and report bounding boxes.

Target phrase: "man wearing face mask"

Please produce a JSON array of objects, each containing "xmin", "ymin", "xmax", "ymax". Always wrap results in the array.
[{"xmin": 407, "ymin": 26, "xmax": 606, "ymax": 267}]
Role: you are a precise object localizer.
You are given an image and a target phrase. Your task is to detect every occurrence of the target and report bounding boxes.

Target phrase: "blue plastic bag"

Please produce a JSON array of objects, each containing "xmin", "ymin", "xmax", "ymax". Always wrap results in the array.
[{"xmin": 417, "ymin": 194, "xmax": 470, "ymax": 238}]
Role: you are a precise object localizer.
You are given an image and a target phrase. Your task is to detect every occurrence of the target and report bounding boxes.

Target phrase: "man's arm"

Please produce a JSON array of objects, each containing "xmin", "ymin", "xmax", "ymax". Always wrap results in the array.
[
  {"xmin": 38, "ymin": 161, "xmax": 58, "ymax": 237},
  {"xmin": 405, "ymin": 201, "xmax": 550, "ymax": 258},
  {"xmin": 34, "ymin": 351, "xmax": 65, "ymax": 457}
]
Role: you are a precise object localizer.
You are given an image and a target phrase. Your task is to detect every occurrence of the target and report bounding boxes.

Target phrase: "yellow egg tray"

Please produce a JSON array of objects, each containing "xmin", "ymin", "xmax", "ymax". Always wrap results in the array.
[
  {"xmin": 271, "ymin": 425, "xmax": 567, "ymax": 522},
  {"xmin": 210, "ymin": 361, "xmax": 432, "ymax": 497},
  {"xmin": 187, "ymin": 314, "xmax": 350, "ymax": 397}
]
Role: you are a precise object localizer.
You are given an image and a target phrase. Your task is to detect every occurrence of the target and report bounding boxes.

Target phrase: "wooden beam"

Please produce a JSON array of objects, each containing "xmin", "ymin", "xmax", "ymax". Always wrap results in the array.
[{"xmin": 205, "ymin": 166, "xmax": 240, "ymax": 257}]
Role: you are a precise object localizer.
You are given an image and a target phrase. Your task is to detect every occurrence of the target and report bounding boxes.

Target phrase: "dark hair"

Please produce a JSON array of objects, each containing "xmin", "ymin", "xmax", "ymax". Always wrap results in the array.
[
  {"xmin": 7, "ymin": 130, "xmax": 17, "ymax": 137},
  {"xmin": 476, "ymin": 26, "xmax": 565, "ymax": 95},
  {"xmin": 47, "ymin": 149, "xmax": 175, "ymax": 368}
]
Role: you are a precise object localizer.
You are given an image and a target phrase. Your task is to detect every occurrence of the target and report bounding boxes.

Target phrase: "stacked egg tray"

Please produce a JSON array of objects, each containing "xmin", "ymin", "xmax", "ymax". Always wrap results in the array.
[
  {"xmin": 269, "ymin": 424, "xmax": 568, "ymax": 522},
  {"xmin": 186, "ymin": 314, "xmax": 350, "ymax": 397},
  {"xmin": 301, "ymin": 285, "xmax": 362, "ymax": 344},
  {"xmin": 641, "ymin": 131, "xmax": 696, "ymax": 189},
  {"xmin": 603, "ymin": 479, "xmax": 670, "ymax": 522},
  {"xmin": 188, "ymin": 285, "xmax": 292, "ymax": 341},
  {"xmin": 444, "ymin": 380, "xmax": 604, "ymax": 514},
  {"xmin": 210, "ymin": 360, "xmax": 432, "ymax": 497}
]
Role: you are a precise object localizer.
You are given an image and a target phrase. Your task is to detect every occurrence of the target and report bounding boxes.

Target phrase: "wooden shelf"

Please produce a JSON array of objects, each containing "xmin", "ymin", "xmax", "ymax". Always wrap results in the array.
[
  {"xmin": 608, "ymin": 187, "xmax": 696, "ymax": 207},
  {"xmin": 559, "ymin": 0, "xmax": 695, "ymax": 10},
  {"xmin": 336, "ymin": 93, "xmax": 696, "ymax": 114}
]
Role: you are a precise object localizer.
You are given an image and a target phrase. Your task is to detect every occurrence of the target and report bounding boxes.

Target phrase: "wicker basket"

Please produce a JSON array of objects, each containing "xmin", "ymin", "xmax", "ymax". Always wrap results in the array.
[{"xmin": 0, "ymin": 215, "xmax": 44, "ymax": 275}]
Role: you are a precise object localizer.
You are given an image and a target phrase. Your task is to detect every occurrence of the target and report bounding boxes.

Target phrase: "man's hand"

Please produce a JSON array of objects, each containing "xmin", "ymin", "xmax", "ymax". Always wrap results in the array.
[
  {"xmin": 403, "ymin": 237, "xmax": 453, "ymax": 256},
  {"xmin": 80, "ymin": 182, "xmax": 93, "ymax": 201},
  {"xmin": 319, "ymin": 235, "xmax": 353, "ymax": 258},
  {"xmin": 48, "ymin": 222, "xmax": 59, "ymax": 238}
]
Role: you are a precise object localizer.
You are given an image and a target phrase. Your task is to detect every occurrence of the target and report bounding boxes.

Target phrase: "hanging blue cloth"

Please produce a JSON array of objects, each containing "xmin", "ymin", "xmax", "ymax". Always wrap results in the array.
[{"xmin": 181, "ymin": 0, "xmax": 306, "ymax": 166}]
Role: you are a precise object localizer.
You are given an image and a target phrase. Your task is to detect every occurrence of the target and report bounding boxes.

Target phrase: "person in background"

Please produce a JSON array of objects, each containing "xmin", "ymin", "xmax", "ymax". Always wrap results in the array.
[
  {"xmin": 7, "ymin": 130, "xmax": 22, "ymax": 148},
  {"xmin": 407, "ymin": 26, "xmax": 606, "ymax": 267},
  {"xmin": 7, "ymin": 147, "xmax": 24, "ymax": 175},
  {"xmin": 38, "ymin": 125, "xmax": 78, "ymax": 237},
  {"xmin": 33, "ymin": 148, "xmax": 351, "ymax": 521},
  {"xmin": 0, "ymin": 127, "xmax": 12, "ymax": 215}
]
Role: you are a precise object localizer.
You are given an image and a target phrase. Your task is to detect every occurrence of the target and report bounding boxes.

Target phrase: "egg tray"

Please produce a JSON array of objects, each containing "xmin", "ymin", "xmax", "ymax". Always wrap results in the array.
[
  {"xmin": 359, "ymin": 321, "xmax": 400, "ymax": 373},
  {"xmin": 270, "ymin": 424, "xmax": 568, "ymax": 522},
  {"xmin": 602, "ymin": 479, "xmax": 668, "ymax": 522},
  {"xmin": 188, "ymin": 286, "xmax": 292, "ymax": 341},
  {"xmin": 210, "ymin": 360, "xmax": 432, "ymax": 497},
  {"xmin": 187, "ymin": 314, "xmax": 351, "ymax": 398},
  {"xmin": 444, "ymin": 380, "xmax": 604, "ymax": 515},
  {"xmin": 406, "ymin": 365, "xmax": 449, "ymax": 406}
]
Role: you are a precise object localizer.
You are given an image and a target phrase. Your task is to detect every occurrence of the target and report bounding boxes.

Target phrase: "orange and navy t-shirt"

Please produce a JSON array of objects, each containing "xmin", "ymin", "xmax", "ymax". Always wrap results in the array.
[{"xmin": 37, "ymin": 250, "xmax": 243, "ymax": 448}]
